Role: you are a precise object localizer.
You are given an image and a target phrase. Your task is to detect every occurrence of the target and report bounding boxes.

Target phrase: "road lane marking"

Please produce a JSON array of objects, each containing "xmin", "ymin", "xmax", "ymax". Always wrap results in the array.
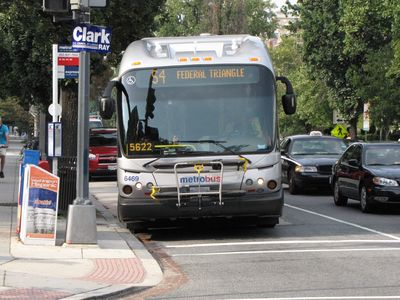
[
  {"xmin": 165, "ymin": 239, "xmax": 400, "ymax": 248},
  {"xmin": 171, "ymin": 247, "xmax": 400, "ymax": 257},
  {"xmin": 285, "ymin": 204, "xmax": 400, "ymax": 240}
]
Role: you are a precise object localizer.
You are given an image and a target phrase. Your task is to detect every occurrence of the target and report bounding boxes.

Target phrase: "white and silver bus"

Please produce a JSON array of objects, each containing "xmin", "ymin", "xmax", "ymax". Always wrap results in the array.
[{"xmin": 100, "ymin": 35, "xmax": 296, "ymax": 231}]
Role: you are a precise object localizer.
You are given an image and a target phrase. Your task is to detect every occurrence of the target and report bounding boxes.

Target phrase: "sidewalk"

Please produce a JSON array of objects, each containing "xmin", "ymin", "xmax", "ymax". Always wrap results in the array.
[{"xmin": 0, "ymin": 138, "xmax": 163, "ymax": 299}]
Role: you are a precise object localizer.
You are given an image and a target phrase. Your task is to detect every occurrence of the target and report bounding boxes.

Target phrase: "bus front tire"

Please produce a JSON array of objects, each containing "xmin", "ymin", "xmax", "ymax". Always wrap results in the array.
[{"xmin": 127, "ymin": 222, "xmax": 148, "ymax": 233}]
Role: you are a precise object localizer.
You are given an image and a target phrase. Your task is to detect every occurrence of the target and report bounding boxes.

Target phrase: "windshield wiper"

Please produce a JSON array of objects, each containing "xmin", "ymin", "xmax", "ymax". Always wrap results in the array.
[
  {"xmin": 142, "ymin": 145, "xmax": 214, "ymax": 168},
  {"xmin": 143, "ymin": 140, "xmax": 252, "ymax": 168},
  {"xmin": 178, "ymin": 140, "xmax": 252, "ymax": 164}
]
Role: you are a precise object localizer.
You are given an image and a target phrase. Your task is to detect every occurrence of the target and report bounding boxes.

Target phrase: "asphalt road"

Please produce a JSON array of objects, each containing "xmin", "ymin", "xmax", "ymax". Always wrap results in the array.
[
  {"xmin": 90, "ymin": 179, "xmax": 400, "ymax": 299},
  {"xmin": 138, "ymin": 189, "xmax": 400, "ymax": 300}
]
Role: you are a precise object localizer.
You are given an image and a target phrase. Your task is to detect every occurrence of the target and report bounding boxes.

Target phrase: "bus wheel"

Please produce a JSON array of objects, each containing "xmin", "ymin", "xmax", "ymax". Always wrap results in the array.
[{"xmin": 127, "ymin": 222, "xmax": 148, "ymax": 233}]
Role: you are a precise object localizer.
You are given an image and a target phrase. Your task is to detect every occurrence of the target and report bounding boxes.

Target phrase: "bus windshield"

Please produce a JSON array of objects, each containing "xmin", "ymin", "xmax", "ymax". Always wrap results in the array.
[{"xmin": 118, "ymin": 64, "xmax": 276, "ymax": 157}]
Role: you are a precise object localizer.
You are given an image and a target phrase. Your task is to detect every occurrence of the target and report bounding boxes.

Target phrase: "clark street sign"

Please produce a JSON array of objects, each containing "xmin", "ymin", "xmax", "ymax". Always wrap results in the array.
[{"xmin": 72, "ymin": 24, "xmax": 112, "ymax": 53}]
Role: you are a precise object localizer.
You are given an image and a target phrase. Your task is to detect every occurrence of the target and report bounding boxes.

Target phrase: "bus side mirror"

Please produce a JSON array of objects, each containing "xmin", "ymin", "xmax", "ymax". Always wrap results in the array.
[
  {"xmin": 276, "ymin": 76, "xmax": 296, "ymax": 115},
  {"xmin": 99, "ymin": 80, "xmax": 117, "ymax": 119}
]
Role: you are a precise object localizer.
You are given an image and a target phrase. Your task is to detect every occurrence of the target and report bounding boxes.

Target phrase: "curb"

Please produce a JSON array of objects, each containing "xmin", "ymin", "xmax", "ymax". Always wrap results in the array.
[{"xmin": 60, "ymin": 195, "xmax": 163, "ymax": 299}]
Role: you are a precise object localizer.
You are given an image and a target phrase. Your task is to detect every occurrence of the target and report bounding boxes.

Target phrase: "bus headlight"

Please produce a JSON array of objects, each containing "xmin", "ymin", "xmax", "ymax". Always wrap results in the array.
[
  {"xmin": 135, "ymin": 182, "xmax": 143, "ymax": 190},
  {"xmin": 257, "ymin": 178, "xmax": 265, "ymax": 186}
]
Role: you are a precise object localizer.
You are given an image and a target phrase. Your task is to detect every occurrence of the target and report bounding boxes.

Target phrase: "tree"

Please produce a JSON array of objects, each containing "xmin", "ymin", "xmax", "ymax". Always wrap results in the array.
[
  {"xmin": 0, "ymin": 97, "xmax": 32, "ymax": 134},
  {"xmin": 300, "ymin": 0, "xmax": 394, "ymax": 139},
  {"xmin": 271, "ymin": 35, "xmax": 333, "ymax": 136},
  {"xmin": 358, "ymin": 45, "xmax": 400, "ymax": 140},
  {"xmin": 156, "ymin": 0, "xmax": 277, "ymax": 37},
  {"xmin": 0, "ymin": 0, "xmax": 165, "ymax": 156}
]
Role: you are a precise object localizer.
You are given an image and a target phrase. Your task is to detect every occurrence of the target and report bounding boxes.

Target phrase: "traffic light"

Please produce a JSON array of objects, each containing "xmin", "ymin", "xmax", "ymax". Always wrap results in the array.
[{"xmin": 43, "ymin": 0, "xmax": 69, "ymax": 12}]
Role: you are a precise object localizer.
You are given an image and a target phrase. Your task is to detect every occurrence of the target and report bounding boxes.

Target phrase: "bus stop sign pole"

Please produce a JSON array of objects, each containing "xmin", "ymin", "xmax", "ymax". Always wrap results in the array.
[{"xmin": 66, "ymin": 5, "xmax": 97, "ymax": 244}]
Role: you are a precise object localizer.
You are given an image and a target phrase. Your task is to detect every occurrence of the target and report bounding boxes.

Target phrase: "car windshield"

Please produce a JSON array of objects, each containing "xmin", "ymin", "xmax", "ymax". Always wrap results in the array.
[
  {"xmin": 90, "ymin": 132, "xmax": 117, "ymax": 147},
  {"xmin": 290, "ymin": 138, "xmax": 347, "ymax": 155},
  {"xmin": 89, "ymin": 120, "xmax": 103, "ymax": 128},
  {"xmin": 118, "ymin": 65, "xmax": 276, "ymax": 157},
  {"xmin": 365, "ymin": 145, "xmax": 400, "ymax": 166}
]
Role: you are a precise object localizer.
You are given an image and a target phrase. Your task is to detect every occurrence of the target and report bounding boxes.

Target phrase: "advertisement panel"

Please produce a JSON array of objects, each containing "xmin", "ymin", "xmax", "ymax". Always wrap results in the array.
[
  {"xmin": 17, "ymin": 150, "xmax": 40, "ymax": 234},
  {"xmin": 20, "ymin": 164, "xmax": 60, "ymax": 245}
]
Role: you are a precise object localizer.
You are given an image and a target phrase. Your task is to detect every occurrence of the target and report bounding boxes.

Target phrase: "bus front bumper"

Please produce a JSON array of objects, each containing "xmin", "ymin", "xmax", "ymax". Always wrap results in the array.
[{"xmin": 118, "ymin": 189, "xmax": 283, "ymax": 223}]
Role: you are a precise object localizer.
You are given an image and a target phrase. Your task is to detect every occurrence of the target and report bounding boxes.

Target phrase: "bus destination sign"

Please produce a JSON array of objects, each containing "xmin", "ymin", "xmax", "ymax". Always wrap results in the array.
[{"xmin": 127, "ymin": 66, "xmax": 260, "ymax": 88}]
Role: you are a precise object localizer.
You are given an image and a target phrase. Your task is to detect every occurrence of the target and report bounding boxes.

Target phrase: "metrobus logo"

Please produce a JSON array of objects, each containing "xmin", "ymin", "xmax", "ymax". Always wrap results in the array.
[{"xmin": 179, "ymin": 175, "xmax": 221, "ymax": 184}]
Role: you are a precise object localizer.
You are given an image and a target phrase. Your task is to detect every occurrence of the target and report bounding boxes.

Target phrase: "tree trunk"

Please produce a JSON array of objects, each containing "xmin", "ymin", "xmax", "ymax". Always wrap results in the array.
[
  {"xmin": 60, "ymin": 83, "xmax": 78, "ymax": 157},
  {"xmin": 349, "ymin": 118, "xmax": 358, "ymax": 140}
]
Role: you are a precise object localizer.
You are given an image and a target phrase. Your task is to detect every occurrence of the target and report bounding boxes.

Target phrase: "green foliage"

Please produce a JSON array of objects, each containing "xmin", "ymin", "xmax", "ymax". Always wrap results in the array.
[
  {"xmin": 0, "ymin": 0, "xmax": 71, "ymax": 109},
  {"xmin": 0, "ymin": 97, "xmax": 32, "ymax": 133},
  {"xmin": 156, "ymin": 0, "xmax": 276, "ymax": 37},
  {"xmin": 91, "ymin": 0, "xmax": 165, "ymax": 66},
  {"xmin": 271, "ymin": 35, "xmax": 333, "ymax": 137},
  {"xmin": 358, "ymin": 45, "xmax": 400, "ymax": 137},
  {"xmin": 300, "ymin": 0, "xmax": 400, "ymax": 137},
  {"xmin": 155, "ymin": 0, "xmax": 205, "ymax": 36}
]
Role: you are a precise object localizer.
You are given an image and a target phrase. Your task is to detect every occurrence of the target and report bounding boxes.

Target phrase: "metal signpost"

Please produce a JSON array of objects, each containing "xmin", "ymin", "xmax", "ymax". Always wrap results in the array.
[{"xmin": 65, "ymin": 0, "xmax": 110, "ymax": 244}]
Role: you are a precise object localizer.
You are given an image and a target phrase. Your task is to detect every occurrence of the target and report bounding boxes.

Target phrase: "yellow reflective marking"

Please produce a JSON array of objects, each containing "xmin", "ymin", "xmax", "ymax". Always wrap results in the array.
[
  {"xmin": 240, "ymin": 157, "xmax": 249, "ymax": 172},
  {"xmin": 150, "ymin": 186, "xmax": 160, "ymax": 200},
  {"xmin": 194, "ymin": 164, "xmax": 204, "ymax": 174},
  {"xmin": 249, "ymin": 57, "xmax": 260, "ymax": 62},
  {"xmin": 154, "ymin": 144, "xmax": 196, "ymax": 150},
  {"xmin": 131, "ymin": 61, "xmax": 142, "ymax": 65}
]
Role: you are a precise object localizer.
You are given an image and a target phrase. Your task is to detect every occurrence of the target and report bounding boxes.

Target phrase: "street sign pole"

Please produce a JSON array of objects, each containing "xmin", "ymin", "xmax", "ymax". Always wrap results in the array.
[
  {"xmin": 75, "ymin": 50, "xmax": 90, "ymax": 205},
  {"xmin": 52, "ymin": 44, "xmax": 59, "ymax": 175},
  {"xmin": 66, "ymin": 4, "xmax": 97, "ymax": 244}
]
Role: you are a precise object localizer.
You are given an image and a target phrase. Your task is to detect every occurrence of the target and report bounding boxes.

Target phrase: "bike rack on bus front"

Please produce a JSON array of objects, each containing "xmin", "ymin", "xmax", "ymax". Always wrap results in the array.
[{"xmin": 174, "ymin": 161, "xmax": 224, "ymax": 209}]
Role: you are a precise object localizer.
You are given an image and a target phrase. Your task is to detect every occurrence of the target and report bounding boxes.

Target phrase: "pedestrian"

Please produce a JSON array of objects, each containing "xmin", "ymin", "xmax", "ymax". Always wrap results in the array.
[{"xmin": 0, "ymin": 116, "xmax": 10, "ymax": 178}]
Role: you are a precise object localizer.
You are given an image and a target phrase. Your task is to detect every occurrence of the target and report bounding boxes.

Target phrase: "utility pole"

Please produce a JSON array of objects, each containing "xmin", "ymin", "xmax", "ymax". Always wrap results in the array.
[
  {"xmin": 43, "ymin": 0, "xmax": 108, "ymax": 244},
  {"xmin": 65, "ymin": 0, "xmax": 97, "ymax": 244}
]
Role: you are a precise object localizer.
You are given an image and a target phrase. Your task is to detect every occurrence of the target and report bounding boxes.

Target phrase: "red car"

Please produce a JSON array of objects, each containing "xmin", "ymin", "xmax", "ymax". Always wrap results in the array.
[{"xmin": 89, "ymin": 128, "xmax": 117, "ymax": 179}]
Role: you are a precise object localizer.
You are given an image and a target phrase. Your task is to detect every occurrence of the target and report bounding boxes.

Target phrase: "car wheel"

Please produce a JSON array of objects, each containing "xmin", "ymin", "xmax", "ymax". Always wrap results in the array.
[
  {"xmin": 360, "ymin": 185, "xmax": 374, "ymax": 213},
  {"xmin": 288, "ymin": 170, "xmax": 300, "ymax": 195},
  {"xmin": 333, "ymin": 180, "xmax": 348, "ymax": 206}
]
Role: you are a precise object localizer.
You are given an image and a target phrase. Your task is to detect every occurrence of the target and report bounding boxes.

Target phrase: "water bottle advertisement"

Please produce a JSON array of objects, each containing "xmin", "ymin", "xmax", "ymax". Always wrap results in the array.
[{"xmin": 20, "ymin": 164, "xmax": 60, "ymax": 245}]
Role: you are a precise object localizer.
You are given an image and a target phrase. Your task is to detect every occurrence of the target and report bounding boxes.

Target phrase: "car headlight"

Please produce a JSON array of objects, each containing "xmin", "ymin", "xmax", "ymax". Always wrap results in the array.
[
  {"xmin": 89, "ymin": 153, "xmax": 97, "ymax": 160},
  {"xmin": 372, "ymin": 177, "xmax": 399, "ymax": 186},
  {"xmin": 295, "ymin": 165, "xmax": 317, "ymax": 173}
]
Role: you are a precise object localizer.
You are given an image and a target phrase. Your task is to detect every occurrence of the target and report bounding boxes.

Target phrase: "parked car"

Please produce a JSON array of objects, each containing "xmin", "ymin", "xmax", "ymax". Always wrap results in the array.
[
  {"xmin": 331, "ymin": 142, "xmax": 400, "ymax": 212},
  {"xmin": 89, "ymin": 117, "xmax": 103, "ymax": 129},
  {"xmin": 89, "ymin": 128, "xmax": 117, "ymax": 179},
  {"xmin": 280, "ymin": 134, "xmax": 348, "ymax": 194}
]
